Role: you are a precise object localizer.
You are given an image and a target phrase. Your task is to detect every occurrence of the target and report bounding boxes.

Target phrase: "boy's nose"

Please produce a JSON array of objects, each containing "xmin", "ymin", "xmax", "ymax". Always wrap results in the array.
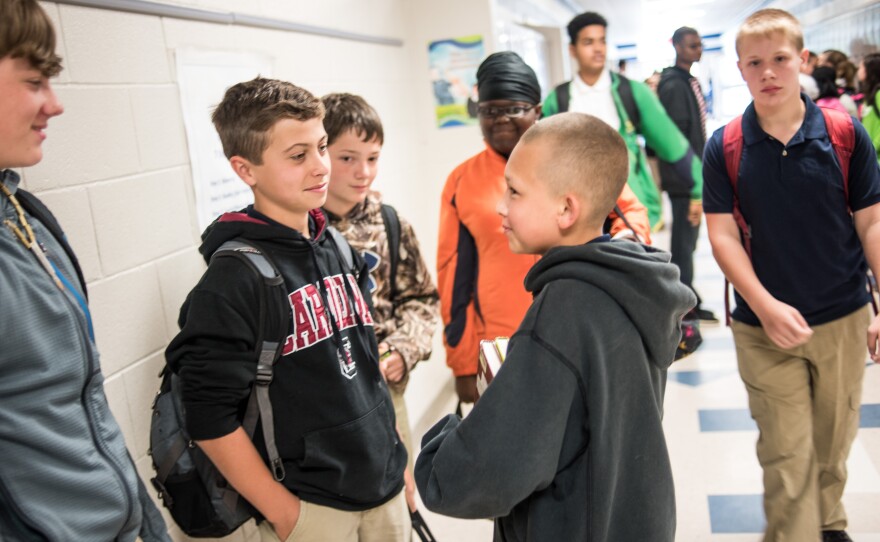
[
  {"xmin": 315, "ymin": 154, "xmax": 330, "ymax": 176},
  {"xmin": 44, "ymin": 87, "xmax": 64, "ymax": 117}
]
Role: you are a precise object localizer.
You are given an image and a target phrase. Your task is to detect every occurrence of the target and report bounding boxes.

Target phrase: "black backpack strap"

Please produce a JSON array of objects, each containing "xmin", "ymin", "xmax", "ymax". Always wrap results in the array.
[
  {"xmin": 15, "ymin": 189, "xmax": 88, "ymax": 298},
  {"xmin": 554, "ymin": 81, "xmax": 570, "ymax": 113},
  {"xmin": 615, "ymin": 73, "xmax": 641, "ymax": 133},
  {"xmin": 152, "ymin": 371, "xmax": 189, "ymax": 504},
  {"xmin": 380, "ymin": 204, "xmax": 402, "ymax": 309},
  {"xmin": 211, "ymin": 239, "xmax": 289, "ymax": 482}
]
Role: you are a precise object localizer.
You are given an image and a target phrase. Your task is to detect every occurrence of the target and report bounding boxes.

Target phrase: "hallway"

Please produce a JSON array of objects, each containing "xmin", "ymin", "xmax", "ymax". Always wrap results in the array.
[{"xmin": 416, "ymin": 206, "xmax": 880, "ymax": 541}]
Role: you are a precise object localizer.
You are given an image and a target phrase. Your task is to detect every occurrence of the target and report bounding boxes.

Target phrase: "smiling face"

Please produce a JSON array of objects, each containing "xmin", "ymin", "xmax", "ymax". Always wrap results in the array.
[
  {"xmin": 569, "ymin": 24, "xmax": 607, "ymax": 77},
  {"xmin": 234, "ymin": 116, "xmax": 330, "ymax": 232},
  {"xmin": 325, "ymin": 129, "xmax": 381, "ymax": 216},
  {"xmin": 737, "ymin": 32, "xmax": 807, "ymax": 112},
  {"xmin": 479, "ymin": 99, "xmax": 541, "ymax": 157},
  {"xmin": 496, "ymin": 140, "xmax": 562, "ymax": 255},
  {"xmin": 0, "ymin": 56, "xmax": 64, "ymax": 169}
]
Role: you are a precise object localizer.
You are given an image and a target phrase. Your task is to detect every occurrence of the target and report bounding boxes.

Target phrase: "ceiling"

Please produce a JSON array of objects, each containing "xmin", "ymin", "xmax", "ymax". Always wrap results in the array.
[{"xmin": 566, "ymin": 0, "xmax": 771, "ymax": 46}]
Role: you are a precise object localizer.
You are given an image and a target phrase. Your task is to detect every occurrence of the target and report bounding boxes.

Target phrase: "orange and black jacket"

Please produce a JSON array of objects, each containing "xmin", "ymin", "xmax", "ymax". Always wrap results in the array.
[{"xmin": 437, "ymin": 145, "xmax": 651, "ymax": 377}]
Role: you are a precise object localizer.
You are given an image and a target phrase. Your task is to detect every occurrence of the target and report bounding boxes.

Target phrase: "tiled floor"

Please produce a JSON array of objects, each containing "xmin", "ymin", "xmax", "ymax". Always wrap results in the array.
[{"xmin": 414, "ymin": 210, "xmax": 880, "ymax": 541}]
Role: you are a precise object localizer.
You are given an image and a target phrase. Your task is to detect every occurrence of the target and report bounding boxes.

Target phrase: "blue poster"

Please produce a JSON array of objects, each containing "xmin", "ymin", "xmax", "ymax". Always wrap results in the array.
[{"xmin": 428, "ymin": 35, "xmax": 484, "ymax": 128}]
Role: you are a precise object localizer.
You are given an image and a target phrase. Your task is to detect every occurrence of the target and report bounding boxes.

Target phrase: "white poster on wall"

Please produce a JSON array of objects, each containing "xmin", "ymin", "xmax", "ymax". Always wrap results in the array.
[{"xmin": 176, "ymin": 48, "xmax": 273, "ymax": 231}]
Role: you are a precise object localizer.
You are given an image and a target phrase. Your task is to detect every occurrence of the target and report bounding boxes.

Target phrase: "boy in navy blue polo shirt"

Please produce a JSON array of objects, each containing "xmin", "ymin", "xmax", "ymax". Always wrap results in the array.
[{"xmin": 704, "ymin": 9, "xmax": 880, "ymax": 542}]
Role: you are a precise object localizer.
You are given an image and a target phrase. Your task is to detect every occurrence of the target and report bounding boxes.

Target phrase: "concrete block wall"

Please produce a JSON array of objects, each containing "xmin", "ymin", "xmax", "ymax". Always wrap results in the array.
[{"xmin": 21, "ymin": 1, "xmax": 492, "ymax": 539}]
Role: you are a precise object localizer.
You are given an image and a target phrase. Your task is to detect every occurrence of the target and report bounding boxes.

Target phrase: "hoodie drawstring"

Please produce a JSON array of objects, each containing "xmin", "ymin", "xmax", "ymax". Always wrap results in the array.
[
  {"xmin": 307, "ymin": 229, "xmax": 370, "ymax": 360},
  {"xmin": 325, "ymin": 234, "xmax": 367, "ymax": 327},
  {"xmin": 307, "ymin": 242, "xmax": 347, "ymax": 354}
]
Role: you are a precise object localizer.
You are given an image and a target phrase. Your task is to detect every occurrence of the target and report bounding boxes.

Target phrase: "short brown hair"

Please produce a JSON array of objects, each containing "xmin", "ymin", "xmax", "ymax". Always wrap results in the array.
[
  {"xmin": 863, "ymin": 53, "xmax": 880, "ymax": 110},
  {"xmin": 321, "ymin": 93, "xmax": 384, "ymax": 146},
  {"xmin": 820, "ymin": 49, "xmax": 848, "ymax": 70},
  {"xmin": 0, "ymin": 0, "xmax": 62, "ymax": 77},
  {"xmin": 736, "ymin": 9, "xmax": 803, "ymax": 57},
  {"xmin": 211, "ymin": 77, "xmax": 324, "ymax": 164},
  {"xmin": 521, "ymin": 112, "xmax": 628, "ymax": 228}
]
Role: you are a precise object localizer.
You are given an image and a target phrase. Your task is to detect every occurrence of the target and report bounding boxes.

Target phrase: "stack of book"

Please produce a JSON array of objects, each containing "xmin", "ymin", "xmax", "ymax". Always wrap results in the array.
[{"xmin": 475, "ymin": 337, "xmax": 509, "ymax": 402}]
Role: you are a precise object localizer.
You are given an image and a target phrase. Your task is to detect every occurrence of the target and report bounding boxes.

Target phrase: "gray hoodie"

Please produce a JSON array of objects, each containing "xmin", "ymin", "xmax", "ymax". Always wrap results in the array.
[
  {"xmin": 415, "ymin": 239, "xmax": 695, "ymax": 542},
  {"xmin": 0, "ymin": 171, "xmax": 168, "ymax": 542}
]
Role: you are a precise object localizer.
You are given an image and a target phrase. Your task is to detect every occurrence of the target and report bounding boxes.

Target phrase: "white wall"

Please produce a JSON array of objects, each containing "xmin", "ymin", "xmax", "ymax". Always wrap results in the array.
[
  {"xmin": 24, "ymin": 1, "xmax": 492, "ymax": 539},
  {"xmin": 398, "ymin": 0, "xmax": 494, "ymax": 438}
]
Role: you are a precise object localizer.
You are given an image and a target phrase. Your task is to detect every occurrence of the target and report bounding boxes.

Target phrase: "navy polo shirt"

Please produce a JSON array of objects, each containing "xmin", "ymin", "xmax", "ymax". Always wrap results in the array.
[{"xmin": 703, "ymin": 96, "xmax": 880, "ymax": 326}]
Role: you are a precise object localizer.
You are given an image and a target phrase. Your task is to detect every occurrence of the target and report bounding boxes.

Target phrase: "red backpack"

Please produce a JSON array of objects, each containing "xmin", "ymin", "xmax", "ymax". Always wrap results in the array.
[{"xmin": 720, "ymin": 108, "xmax": 862, "ymax": 324}]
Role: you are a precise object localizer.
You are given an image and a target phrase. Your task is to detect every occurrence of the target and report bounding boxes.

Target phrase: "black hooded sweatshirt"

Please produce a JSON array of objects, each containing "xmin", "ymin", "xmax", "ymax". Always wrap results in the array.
[
  {"xmin": 166, "ymin": 207, "xmax": 406, "ymax": 511},
  {"xmin": 415, "ymin": 240, "xmax": 696, "ymax": 541},
  {"xmin": 658, "ymin": 65, "xmax": 705, "ymax": 196}
]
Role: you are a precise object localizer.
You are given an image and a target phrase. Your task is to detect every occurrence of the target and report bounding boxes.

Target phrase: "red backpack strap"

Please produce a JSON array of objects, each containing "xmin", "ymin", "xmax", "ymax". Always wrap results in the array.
[
  {"xmin": 818, "ymin": 108, "xmax": 878, "ymax": 316},
  {"xmin": 721, "ymin": 115, "xmax": 752, "ymax": 257},
  {"xmin": 819, "ymin": 107, "xmax": 855, "ymax": 210},
  {"xmin": 721, "ymin": 116, "xmax": 750, "ymax": 326},
  {"xmin": 722, "ymin": 115, "xmax": 744, "ymax": 189}
]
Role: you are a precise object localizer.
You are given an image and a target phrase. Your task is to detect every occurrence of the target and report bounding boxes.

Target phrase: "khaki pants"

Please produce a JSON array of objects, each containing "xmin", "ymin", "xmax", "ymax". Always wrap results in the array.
[
  {"xmin": 731, "ymin": 305, "xmax": 868, "ymax": 541},
  {"xmin": 389, "ymin": 385, "xmax": 414, "ymax": 473},
  {"xmin": 259, "ymin": 489, "xmax": 411, "ymax": 542}
]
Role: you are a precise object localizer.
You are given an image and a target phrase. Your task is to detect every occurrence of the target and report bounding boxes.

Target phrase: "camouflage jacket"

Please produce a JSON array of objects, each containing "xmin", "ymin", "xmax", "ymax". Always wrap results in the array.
[{"xmin": 325, "ymin": 192, "xmax": 439, "ymax": 382}]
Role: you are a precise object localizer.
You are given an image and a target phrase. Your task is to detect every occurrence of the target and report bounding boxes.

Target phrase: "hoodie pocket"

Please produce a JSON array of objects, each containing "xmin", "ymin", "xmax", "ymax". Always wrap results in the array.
[{"xmin": 298, "ymin": 400, "xmax": 401, "ymax": 503}]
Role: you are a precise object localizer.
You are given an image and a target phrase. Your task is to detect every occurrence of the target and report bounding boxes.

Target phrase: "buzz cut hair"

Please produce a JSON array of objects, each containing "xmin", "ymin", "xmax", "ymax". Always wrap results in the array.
[
  {"xmin": 567, "ymin": 12, "xmax": 608, "ymax": 45},
  {"xmin": 672, "ymin": 26, "xmax": 699, "ymax": 46},
  {"xmin": 736, "ymin": 8, "xmax": 803, "ymax": 57},
  {"xmin": 321, "ymin": 93, "xmax": 384, "ymax": 146},
  {"xmin": 520, "ymin": 112, "xmax": 628, "ymax": 229},
  {"xmin": 0, "ymin": 0, "xmax": 63, "ymax": 77},
  {"xmin": 211, "ymin": 77, "xmax": 324, "ymax": 164}
]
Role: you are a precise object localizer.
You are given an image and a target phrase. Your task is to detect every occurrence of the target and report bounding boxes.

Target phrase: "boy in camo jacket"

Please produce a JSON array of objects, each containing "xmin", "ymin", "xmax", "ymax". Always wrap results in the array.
[{"xmin": 321, "ymin": 93, "xmax": 440, "ymax": 472}]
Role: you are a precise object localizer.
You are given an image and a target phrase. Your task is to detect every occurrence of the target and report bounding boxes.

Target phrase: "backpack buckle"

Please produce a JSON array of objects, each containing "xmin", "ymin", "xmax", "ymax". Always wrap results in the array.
[
  {"xmin": 255, "ymin": 363, "xmax": 273, "ymax": 386},
  {"xmin": 151, "ymin": 477, "xmax": 173, "ymax": 508},
  {"xmin": 271, "ymin": 458, "xmax": 286, "ymax": 481}
]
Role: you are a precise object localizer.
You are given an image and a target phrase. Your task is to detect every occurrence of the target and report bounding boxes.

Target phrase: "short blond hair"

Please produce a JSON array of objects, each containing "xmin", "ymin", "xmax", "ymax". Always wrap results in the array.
[
  {"xmin": 520, "ymin": 112, "xmax": 628, "ymax": 228},
  {"xmin": 736, "ymin": 9, "xmax": 803, "ymax": 57}
]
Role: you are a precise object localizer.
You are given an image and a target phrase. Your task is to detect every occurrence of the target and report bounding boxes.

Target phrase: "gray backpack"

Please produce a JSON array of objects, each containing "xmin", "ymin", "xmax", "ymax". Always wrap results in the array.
[
  {"xmin": 149, "ymin": 239, "xmax": 289, "ymax": 537},
  {"xmin": 149, "ymin": 230, "xmax": 355, "ymax": 537}
]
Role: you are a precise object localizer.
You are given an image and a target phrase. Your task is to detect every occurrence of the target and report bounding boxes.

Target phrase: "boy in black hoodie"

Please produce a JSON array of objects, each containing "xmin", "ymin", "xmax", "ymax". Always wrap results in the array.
[
  {"xmin": 415, "ymin": 112, "xmax": 695, "ymax": 541},
  {"xmin": 166, "ymin": 78, "xmax": 409, "ymax": 542}
]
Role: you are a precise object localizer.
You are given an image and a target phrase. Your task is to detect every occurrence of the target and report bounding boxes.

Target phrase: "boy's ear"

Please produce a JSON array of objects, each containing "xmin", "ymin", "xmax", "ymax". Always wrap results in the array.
[
  {"xmin": 229, "ymin": 156, "xmax": 257, "ymax": 187},
  {"xmin": 568, "ymin": 43, "xmax": 576, "ymax": 59},
  {"xmin": 798, "ymin": 48, "xmax": 809, "ymax": 66},
  {"xmin": 557, "ymin": 192, "xmax": 581, "ymax": 231}
]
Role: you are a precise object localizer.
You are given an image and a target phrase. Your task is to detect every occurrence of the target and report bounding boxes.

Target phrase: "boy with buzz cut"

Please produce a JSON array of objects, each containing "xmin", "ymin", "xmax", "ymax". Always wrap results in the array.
[
  {"xmin": 320, "ymin": 93, "xmax": 440, "ymax": 475},
  {"xmin": 415, "ymin": 112, "xmax": 695, "ymax": 542},
  {"xmin": 165, "ymin": 78, "xmax": 410, "ymax": 542},
  {"xmin": 703, "ymin": 9, "xmax": 880, "ymax": 542}
]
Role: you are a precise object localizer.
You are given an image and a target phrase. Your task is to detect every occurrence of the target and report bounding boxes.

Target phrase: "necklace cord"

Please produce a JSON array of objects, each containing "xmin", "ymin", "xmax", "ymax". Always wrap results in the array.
[{"xmin": 1, "ymin": 183, "xmax": 64, "ymax": 290}]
